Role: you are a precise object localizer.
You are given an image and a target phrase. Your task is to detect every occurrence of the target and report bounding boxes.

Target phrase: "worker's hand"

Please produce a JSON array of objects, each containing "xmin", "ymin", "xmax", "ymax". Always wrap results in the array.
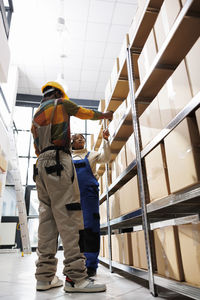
[
  {"xmin": 103, "ymin": 129, "xmax": 110, "ymax": 141},
  {"xmin": 103, "ymin": 111, "xmax": 113, "ymax": 121}
]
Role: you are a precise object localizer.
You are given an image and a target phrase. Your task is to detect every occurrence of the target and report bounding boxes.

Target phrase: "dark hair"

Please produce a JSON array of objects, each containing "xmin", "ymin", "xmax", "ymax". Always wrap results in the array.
[{"xmin": 43, "ymin": 86, "xmax": 63, "ymax": 98}]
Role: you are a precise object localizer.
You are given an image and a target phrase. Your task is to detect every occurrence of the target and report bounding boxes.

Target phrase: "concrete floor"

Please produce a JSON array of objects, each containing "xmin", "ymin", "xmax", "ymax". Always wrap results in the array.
[{"xmin": 0, "ymin": 250, "xmax": 192, "ymax": 300}]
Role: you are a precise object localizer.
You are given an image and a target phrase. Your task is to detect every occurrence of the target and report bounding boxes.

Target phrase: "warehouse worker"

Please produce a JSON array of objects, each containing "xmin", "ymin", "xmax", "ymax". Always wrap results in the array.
[
  {"xmin": 71, "ymin": 129, "xmax": 111, "ymax": 277},
  {"xmin": 31, "ymin": 81, "xmax": 113, "ymax": 293}
]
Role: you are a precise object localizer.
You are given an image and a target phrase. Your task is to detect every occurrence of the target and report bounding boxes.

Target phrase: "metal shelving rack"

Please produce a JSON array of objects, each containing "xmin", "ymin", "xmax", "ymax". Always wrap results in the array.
[{"xmin": 98, "ymin": 0, "xmax": 200, "ymax": 298}]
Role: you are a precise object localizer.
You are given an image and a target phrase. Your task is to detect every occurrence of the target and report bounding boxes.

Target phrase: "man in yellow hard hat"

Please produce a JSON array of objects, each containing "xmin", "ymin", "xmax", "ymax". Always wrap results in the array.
[{"xmin": 31, "ymin": 81, "xmax": 113, "ymax": 293}]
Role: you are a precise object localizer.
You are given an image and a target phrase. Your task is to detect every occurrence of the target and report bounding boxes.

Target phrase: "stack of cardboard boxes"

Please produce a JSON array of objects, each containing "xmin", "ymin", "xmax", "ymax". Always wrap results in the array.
[{"xmin": 96, "ymin": 0, "xmax": 200, "ymax": 288}]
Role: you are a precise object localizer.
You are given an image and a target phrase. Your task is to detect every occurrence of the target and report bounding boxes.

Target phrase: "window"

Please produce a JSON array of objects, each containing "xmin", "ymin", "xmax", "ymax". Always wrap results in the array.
[
  {"xmin": 28, "ymin": 218, "xmax": 39, "ymax": 248},
  {"xmin": 13, "ymin": 106, "xmax": 33, "ymax": 130}
]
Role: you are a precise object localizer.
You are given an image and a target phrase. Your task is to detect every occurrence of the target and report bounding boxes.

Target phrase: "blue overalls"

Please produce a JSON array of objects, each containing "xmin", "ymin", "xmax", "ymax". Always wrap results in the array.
[{"xmin": 73, "ymin": 152, "xmax": 100, "ymax": 270}]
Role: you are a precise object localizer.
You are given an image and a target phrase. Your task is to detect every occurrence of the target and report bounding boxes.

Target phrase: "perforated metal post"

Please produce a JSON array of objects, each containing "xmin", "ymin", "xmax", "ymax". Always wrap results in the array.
[
  {"xmin": 126, "ymin": 46, "xmax": 157, "ymax": 296},
  {"xmin": 103, "ymin": 119, "xmax": 112, "ymax": 272}
]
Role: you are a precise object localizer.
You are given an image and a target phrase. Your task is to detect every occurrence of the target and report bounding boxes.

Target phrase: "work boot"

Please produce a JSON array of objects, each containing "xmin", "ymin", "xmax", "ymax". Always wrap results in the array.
[
  {"xmin": 87, "ymin": 267, "xmax": 97, "ymax": 277},
  {"xmin": 64, "ymin": 276, "xmax": 106, "ymax": 293},
  {"xmin": 36, "ymin": 275, "xmax": 63, "ymax": 291}
]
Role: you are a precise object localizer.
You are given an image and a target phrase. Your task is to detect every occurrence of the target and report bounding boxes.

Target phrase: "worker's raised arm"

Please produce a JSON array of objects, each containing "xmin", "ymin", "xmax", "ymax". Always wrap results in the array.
[{"xmin": 63, "ymin": 99, "xmax": 113, "ymax": 120}]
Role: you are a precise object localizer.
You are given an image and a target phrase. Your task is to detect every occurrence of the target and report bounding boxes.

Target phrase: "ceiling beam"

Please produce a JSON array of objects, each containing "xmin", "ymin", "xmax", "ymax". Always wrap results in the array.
[{"xmin": 16, "ymin": 93, "xmax": 99, "ymax": 109}]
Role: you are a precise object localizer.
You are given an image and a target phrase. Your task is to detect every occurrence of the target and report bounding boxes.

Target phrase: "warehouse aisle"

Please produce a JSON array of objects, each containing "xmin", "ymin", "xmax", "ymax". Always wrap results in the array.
[{"xmin": 0, "ymin": 251, "xmax": 192, "ymax": 300}]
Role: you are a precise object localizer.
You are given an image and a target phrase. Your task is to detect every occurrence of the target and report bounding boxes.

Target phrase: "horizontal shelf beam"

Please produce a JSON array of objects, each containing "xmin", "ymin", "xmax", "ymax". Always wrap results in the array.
[
  {"xmin": 99, "ymin": 257, "xmax": 148, "ymax": 280},
  {"xmin": 154, "ymin": 275, "xmax": 200, "ymax": 300},
  {"xmin": 109, "ymin": 209, "xmax": 142, "ymax": 228},
  {"xmin": 147, "ymin": 184, "xmax": 200, "ymax": 214},
  {"xmin": 100, "ymin": 258, "xmax": 200, "ymax": 299}
]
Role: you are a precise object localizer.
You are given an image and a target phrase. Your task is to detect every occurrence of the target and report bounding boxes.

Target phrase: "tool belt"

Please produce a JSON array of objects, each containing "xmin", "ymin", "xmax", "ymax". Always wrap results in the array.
[{"xmin": 33, "ymin": 146, "xmax": 71, "ymax": 180}]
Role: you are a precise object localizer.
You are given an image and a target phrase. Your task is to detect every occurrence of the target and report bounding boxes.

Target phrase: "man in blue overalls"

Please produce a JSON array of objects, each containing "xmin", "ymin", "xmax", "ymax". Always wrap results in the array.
[{"xmin": 72, "ymin": 129, "xmax": 111, "ymax": 277}]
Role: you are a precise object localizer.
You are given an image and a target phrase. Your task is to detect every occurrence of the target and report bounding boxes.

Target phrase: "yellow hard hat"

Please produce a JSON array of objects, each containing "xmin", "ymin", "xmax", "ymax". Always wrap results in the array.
[{"xmin": 41, "ymin": 81, "xmax": 69, "ymax": 100}]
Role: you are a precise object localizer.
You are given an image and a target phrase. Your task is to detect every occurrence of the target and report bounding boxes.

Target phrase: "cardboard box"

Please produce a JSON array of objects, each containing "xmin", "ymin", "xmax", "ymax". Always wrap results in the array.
[
  {"xmin": 111, "ymin": 233, "xmax": 123, "ymax": 263},
  {"xmin": 119, "ymin": 175, "xmax": 140, "ymax": 216},
  {"xmin": 115, "ymin": 145, "xmax": 127, "ymax": 177},
  {"xmin": 99, "ymin": 235, "xmax": 104, "ymax": 257},
  {"xmin": 0, "ymin": 14, "xmax": 10, "ymax": 82},
  {"xmin": 185, "ymin": 37, "xmax": 200, "ymax": 97},
  {"xmin": 138, "ymin": 28, "xmax": 158, "ymax": 83},
  {"xmin": 100, "ymin": 201, "xmax": 107, "ymax": 224},
  {"xmin": 178, "ymin": 223, "xmax": 200, "ymax": 286},
  {"xmin": 131, "ymin": 230, "xmax": 148, "ymax": 269},
  {"xmin": 139, "ymin": 105, "xmax": 152, "ymax": 148},
  {"xmin": 154, "ymin": 226, "xmax": 184, "ymax": 281},
  {"xmin": 196, "ymin": 108, "xmax": 200, "ymax": 134},
  {"xmin": 164, "ymin": 117, "xmax": 200, "ymax": 193},
  {"xmin": 154, "ymin": 0, "xmax": 182, "ymax": 50},
  {"xmin": 112, "ymin": 233, "xmax": 133, "ymax": 265},
  {"xmin": 111, "ymin": 159, "xmax": 118, "ymax": 183},
  {"xmin": 140, "ymin": 97, "xmax": 162, "ymax": 149},
  {"xmin": 109, "ymin": 191, "xmax": 121, "ymax": 220},
  {"xmin": 122, "ymin": 233, "xmax": 133, "ymax": 265},
  {"xmin": 157, "ymin": 61, "xmax": 192, "ymax": 128},
  {"xmin": 114, "ymin": 99, "xmax": 127, "ymax": 124},
  {"xmin": 145, "ymin": 144, "xmax": 170, "ymax": 202},
  {"xmin": 126, "ymin": 132, "xmax": 136, "ymax": 166}
]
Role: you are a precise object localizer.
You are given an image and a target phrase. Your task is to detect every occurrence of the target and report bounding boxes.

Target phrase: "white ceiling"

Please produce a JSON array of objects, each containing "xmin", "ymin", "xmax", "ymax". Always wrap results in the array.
[{"xmin": 9, "ymin": 0, "xmax": 138, "ymax": 100}]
